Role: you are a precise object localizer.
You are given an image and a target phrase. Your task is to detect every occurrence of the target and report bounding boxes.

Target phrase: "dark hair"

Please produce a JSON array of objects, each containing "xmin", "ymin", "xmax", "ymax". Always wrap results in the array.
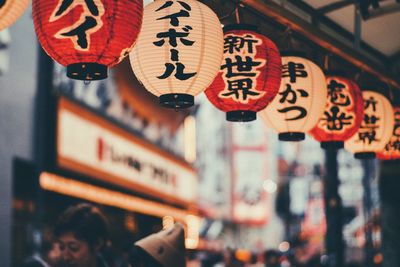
[
  {"xmin": 54, "ymin": 203, "xmax": 109, "ymax": 250},
  {"xmin": 129, "ymin": 246, "xmax": 164, "ymax": 267}
]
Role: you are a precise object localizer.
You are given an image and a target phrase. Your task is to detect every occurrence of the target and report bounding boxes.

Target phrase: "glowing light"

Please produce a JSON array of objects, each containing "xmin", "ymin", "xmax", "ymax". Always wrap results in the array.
[
  {"xmin": 184, "ymin": 116, "xmax": 197, "ymax": 163},
  {"xmin": 185, "ymin": 215, "xmax": 200, "ymax": 249},
  {"xmin": 235, "ymin": 249, "xmax": 252, "ymax": 262},
  {"xmin": 39, "ymin": 172, "xmax": 192, "ymax": 222},
  {"xmin": 163, "ymin": 216, "xmax": 175, "ymax": 230},
  {"xmin": 263, "ymin": 179, "xmax": 277, "ymax": 193},
  {"xmin": 279, "ymin": 241, "xmax": 290, "ymax": 252}
]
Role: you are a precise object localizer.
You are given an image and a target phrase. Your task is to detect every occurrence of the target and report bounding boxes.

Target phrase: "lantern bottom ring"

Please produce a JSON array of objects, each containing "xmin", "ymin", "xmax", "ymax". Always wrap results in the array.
[
  {"xmin": 67, "ymin": 63, "xmax": 108, "ymax": 81},
  {"xmin": 279, "ymin": 132, "xmax": 305, "ymax": 142},
  {"xmin": 226, "ymin": 110, "xmax": 256, "ymax": 122},
  {"xmin": 354, "ymin": 152, "xmax": 376, "ymax": 159},
  {"xmin": 321, "ymin": 141, "xmax": 344, "ymax": 150},
  {"xmin": 159, "ymin": 93, "xmax": 194, "ymax": 109}
]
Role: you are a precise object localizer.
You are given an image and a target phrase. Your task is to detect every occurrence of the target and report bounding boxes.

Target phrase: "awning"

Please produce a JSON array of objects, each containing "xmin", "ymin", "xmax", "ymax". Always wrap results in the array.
[{"xmin": 39, "ymin": 172, "xmax": 196, "ymax": 222}]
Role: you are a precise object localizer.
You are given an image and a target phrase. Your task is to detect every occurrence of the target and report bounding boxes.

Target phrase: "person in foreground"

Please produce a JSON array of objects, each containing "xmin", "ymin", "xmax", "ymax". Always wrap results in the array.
[{"xmin": 54, "ymin": 203, "xmax": 110, "ymax": 267}]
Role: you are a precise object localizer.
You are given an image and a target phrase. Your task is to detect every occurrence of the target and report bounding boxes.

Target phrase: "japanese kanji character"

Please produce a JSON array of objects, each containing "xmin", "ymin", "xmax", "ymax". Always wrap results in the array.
[
  {"xmin": 358, "ymin": 130, "xmax": 378, "ymax": 144},
  {"xmin": 157, "ymin": 62, "xmax": 196, "ymax": 80},
  {"xmin": 279, "ymin": 84, "xmax": 309, "ymax": 104},
  {"xmin": 59, "ymin": 16, "xmax": 97, "ymax": 49},
  {"xmin": 156, "ymin": 1, "xmax": 191, "ymax": 26},
  {"xmin": 392, "ymin": 139, "xmax": 400, "ymax": 151},
  {"xmin": 321, "ymin": 106, "xmax": 353, "ymax": 131},
  {"xmin": 363, "ymin": 114, "xmax": 380, "ymax": 125},
  {"xmin": 357, "ymin": 114, "xmax": 381, "ymax": 144},
  {"xmin": 153, "ymin": 27, "xmax": 194, "ymax": 47},
  {"xmin": 224, "ymin": 34, "xmax": 259, "ymax": 54},
  {"xmin": 51, "ymin": 0, "xmax": 104, "ymax": 51},
  {"xmin": 282, "ymin": 62, "xmax": 308, "ymax": 83},
  {"xmin": 221, "ymin": 56, "xmax": 262, "ymax": 78},
  {"xmin": 220, "ymin": 78, "xmax": 263, "ymax": 102},
  {"xmin": 327, "ymin": 79, "xmax": 351, "ymax": 106},
  {"xmin": 277, "ymin": 106, "xmax": 308, "ymax": 121},
  {"xmin": 365, "ymin": 96, "xmax": 378, "ymax": 112}
]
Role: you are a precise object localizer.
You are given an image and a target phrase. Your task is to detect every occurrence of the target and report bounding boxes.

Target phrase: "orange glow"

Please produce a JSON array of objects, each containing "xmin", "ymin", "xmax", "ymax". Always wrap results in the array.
[
  {"xmin": 374, "ymin": 253, "xmax": 383, "ymax": 264},
  {"xmin": 40, "ymin": 172, "xmax": 193, "ymax": 222},
  {"xmin": 184, "ymin": 115, "xmax": 197, "ymax": 163},
  {"xmin": 185, "ymin": 215, "xmax": 200, "ymax": 249},
  {"xmin": 235, "ymin": 249, "xmax": 252, "ymax": 262},
  {"xmin": 163, "ymin": 216, "xmax": 175, "ymax": 230}
]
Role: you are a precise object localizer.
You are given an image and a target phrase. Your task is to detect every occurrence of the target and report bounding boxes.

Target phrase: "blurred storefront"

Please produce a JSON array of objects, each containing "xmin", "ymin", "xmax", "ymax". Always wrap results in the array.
[{"xmin": 10, "ymin": 48, "xmax": 201, "ymax": 265}]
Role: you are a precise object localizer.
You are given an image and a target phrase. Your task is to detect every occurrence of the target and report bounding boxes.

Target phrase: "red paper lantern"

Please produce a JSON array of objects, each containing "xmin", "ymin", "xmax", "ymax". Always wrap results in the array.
[
  {"xmin": 33, "ymin": 0, "xmax": 143, "ymax": 80},
  {"xmin": 309, "ymin": 75, "xmax": 364, "ymax": 149},
  {"xmin": 377, "ymin": 107, "xmax": 400, "ymax": 160},
  {"xmin": 204, "ymin": 24, "xmax": 281, "ymax": 122}
]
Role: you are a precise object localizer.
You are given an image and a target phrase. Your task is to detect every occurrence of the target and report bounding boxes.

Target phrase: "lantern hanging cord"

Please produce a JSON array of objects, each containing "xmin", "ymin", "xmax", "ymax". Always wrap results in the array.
[
  {"xmin": 324, "ymin": 54, "xmax": 331, "ymax": 71},
  {"xmin": 235, "ymin": 4, "xmax": 244, "ymax": 24},
  {"xmin": 220, "ymin": 7, "xmax": 236, "ymax": 21},
  {"xmin": 387, "ymin": 84, "xmax": 395, "ymax": 103},
  {"xmin": 279, "ymin": 26, "xmax": 294, "ymax": 51},
  {"xmin": 354, "ymin": 69, "xmax": 364, "ymax": 83}
]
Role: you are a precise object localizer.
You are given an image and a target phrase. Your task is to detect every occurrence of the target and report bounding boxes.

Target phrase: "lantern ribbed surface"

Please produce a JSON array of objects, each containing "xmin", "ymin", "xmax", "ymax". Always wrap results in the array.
[
  {"xmin": 204, "ymin": 24, "xmax": 282, "ymax": 122},
  {"xmin": 33, "ymin": 0, "xmax": 143, "ymax": 80},
  {"xmin": 345, "ymin": 91, "xmax": 394, "ymax": 159},
  {"xmin": 377, "ymin": 107, "xmax": 400, "ymax": 160},
  {"xmin": 130, "ymin": 0, "xmax": 224, "ymax": 108},
  {"xmin": 0, "ymin": 0, "xmax": 29, "ymax": 31},
  {"xmin": 309, "ymin": 75, "xmax": 364, "ymax": 148},
  {"xmin": 260, "ymin": 55, "xmax": 327, "ymax": 141}
]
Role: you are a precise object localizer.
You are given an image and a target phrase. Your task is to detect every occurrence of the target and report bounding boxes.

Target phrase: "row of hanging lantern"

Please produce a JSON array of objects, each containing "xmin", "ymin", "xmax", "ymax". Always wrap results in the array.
[{"xmin": 2, "ymin": 0, "xmax": 399, "ymax": 160}]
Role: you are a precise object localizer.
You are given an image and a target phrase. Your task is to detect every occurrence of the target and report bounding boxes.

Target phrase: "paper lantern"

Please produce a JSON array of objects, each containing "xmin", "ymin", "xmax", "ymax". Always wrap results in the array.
[
  {"xmin": 204, "ymin": 24, "xmax": 281, "ymax": 122},
  {"xmin": 0, "ymin": 0, "xmax": 29, "ymax": 31},
  {"xmin": 33, "ymin": 0, "xmax": 143, "ymax": 80},
  {"xmin": 309, "ymin": 75, "xmax": 364, "ymax": 149},
  {"xmin": 130, "ymin": 0, "xmax": 224, "ymax": 109},
  {"xmin": 377, "ymin": 107, "xmax": 400, "ymax": 160},
  {"xmin": 260, "ymin": 53, "xmax": 327, "ymax": 141},
  {"xmin": 345, "ymin": 91, "xmax": 394, "ymax": 159}
]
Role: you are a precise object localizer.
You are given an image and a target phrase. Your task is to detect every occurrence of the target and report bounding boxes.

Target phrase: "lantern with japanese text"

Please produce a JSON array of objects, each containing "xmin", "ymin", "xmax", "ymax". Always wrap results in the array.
[
  {"xmin": 260, "ymin": 53, "xmax": 327, "ymax": 141},
  {"xmin": 345, "ymin": 91, "xmax": 394, "ymax": 159},
  {"xmin": 377, "ymin": 107, "xmax": 400, "ymax": 160},
  {"xmin": 204, "ymin": 24, "xmax": 281, "ymax": 122},
  {"xmin": 32, "ymin": 0, "xmax": 143, "ymax": 80},
  {"xmin": 309, "ymin": 75, "xmax": 364, "ymax": 149},
  {"xmin": 130, "ymin": 0, "xmax": 224, "ymax": 109},
  {"xmin": 0, "ymin": 0, "xmax": 29, "ymax": 31}
]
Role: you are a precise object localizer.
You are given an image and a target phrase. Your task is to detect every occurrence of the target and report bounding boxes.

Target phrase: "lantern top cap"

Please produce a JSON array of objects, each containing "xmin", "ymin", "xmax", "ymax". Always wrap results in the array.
[
  {"xmin": 280, "ymin": 51, "xmax": 308, "ymax": 58},
  {"xmin": 223, "ymin": 23, "xmax": 260, "ymax": 33}
]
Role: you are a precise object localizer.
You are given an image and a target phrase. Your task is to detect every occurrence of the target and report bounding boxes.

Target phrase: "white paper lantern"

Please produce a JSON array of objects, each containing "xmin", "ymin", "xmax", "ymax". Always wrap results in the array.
[
  {"xmin": 260, "ymin": 53, "xmax": 327, "ymax": 141},
  {"xmin": 130, "ymin": 0, "xmax": 224, "ymax": 109},
  {"xmin": 345, "ymin": 91, "xmax": 394, "ymax": 159},
  {"xmin": 0, "ymin": 0, "xmax": 29, "ymax": 31}
]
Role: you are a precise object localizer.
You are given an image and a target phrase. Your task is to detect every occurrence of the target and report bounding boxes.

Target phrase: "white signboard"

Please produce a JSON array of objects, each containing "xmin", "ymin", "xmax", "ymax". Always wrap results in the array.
[
  {"xmin": 57, "ymin": 98, "xmax": 197, "ymax": 204},
  {"xmin": 231, "ymin": 120, "xmax": 270, "ymax": 225}
]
